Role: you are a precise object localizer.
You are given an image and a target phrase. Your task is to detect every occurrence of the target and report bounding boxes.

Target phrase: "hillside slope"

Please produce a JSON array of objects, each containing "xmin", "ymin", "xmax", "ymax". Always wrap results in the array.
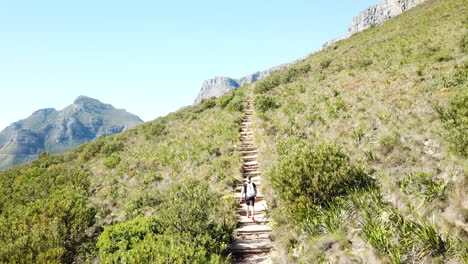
[
  {"xmin": 0, "ymin": 96, "xmax": 143, "ymax": 170},
  {"xmin": 250, "ymin": 0, "xmax": 467, "ymax": 262},
  {"xmin": 0, "ymin": 0, "xmax": 466, "ymax": 263},
  {"xmin": 0, "ymin": 90, "xmax": 247, "ymax": 263}
]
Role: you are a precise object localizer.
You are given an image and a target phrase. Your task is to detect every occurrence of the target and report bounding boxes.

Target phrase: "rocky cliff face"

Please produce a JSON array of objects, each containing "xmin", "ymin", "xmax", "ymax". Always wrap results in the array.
[
  {"xmin": 193, "ymin": 63, "xmax": 292, "ymax": 105},
  {"xmin": 194, "ymin": 0, "xmax": 428, "ymax": 104},
  {"xmin": 323, "ymin": 0, "xmax": 427, "ymax": 48},
  {"xmin": 349, "ymin": 0, "xmax": 426, "ymax": 33},
  {"xmin": 0, "ymin": 96, "xmax": 143, "ymax": 170}
]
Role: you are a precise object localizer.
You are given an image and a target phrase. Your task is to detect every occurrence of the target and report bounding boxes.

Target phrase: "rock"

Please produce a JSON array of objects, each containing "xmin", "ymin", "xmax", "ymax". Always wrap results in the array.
[
  {"xmin": 349, "ymin": 0, "xmax": 427, "ymax": 34},
  {"xmin": 0, "ymin": 96, "xmax": 143, "ymax": 170},
  {"xmin": 323, "ymin": 0, "xmax": 427, "ymax": 49},
  {"xmin": 193, "ymin": 62, "xmax": 293, "ymax": 105}
]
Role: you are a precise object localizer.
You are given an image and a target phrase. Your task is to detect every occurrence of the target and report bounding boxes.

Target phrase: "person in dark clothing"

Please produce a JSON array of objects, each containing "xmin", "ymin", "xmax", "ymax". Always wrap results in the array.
[{"xmin": 240, "ymin": 176, "xmax": 257, "ymax": 221}]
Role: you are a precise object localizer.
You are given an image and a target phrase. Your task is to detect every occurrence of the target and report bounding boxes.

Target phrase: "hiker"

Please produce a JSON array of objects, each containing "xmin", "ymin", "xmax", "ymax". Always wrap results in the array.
[{"xmin": 240, "ymin": 176, "xmax": 257, "ymax": 221}]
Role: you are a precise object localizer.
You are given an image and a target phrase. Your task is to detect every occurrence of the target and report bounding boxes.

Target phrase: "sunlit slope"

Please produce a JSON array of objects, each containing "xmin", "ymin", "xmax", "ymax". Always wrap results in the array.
[
  {"xmin": 250, "ymin": 0, "xmax": 467, "ymax": 262},
  {"xmin": 0, "ymin": 88, "xmax": 248, "ymax": 263}
]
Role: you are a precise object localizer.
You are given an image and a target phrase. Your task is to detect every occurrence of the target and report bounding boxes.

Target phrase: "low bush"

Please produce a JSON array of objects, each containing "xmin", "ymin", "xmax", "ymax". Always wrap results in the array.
[
  {"xmin": 379, "ymin": 131, "xmax": 401, "ymax": 154},
  {"xmin": 97, "ymin": 178, "xmax": 236, "ymax": 263},
  {"xmin": 254, "ymin": 71, "xmax": 282, "ymax": 94},
  {"xmin": 0, "ymin": 165, "xmax": 95, "ymax": 264},
  {"xmin": 398, "ymin": 172, "xmax": 447, "ymax": 202},
  {"xmin": 144, "ymin": 121, "xmax": 167, "ymax": 140},
  {"xmin": 255, "ymin": 95, "xmax": 281, "ymax": 113},
  {"xmin": 104, "ymin": 153, "xmax": 121, "ymax": 169},
  {"xmin": 218, "ymin": 93, "xmax": 234, "ymax": 108},
  {"xmin": 101, "ymin": 140, "xmax": 125, "ymax": 157},
  {"xmin": 194, "ymin": 98, "xmax": 217, "ymax": 113},
  {"xmin": 267, "ymin": 142, "xmax": 371, "ymax": 225},
  {"xmin": 460, "ymin": 32, "xmax": 468, "ymax": 53},
  {"xmin": 79, "ymin": 140, "xmax": 105, "ymax": 161},
  {"xmin": 437, "ymin": 87, "xmax": 468, "ymax": 157}
]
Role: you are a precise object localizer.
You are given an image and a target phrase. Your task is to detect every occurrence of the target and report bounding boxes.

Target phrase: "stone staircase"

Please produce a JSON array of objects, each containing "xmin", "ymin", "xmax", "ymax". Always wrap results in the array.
[{"xmin": 230, "ymin": 97, "xmax": 272, "ymax": 264}]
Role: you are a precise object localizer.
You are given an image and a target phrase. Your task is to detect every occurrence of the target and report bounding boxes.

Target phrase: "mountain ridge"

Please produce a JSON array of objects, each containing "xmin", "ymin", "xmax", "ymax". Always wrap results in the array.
[{"xmin": 0, "ymin": 96, "xmax": 143, "ymax": 170}]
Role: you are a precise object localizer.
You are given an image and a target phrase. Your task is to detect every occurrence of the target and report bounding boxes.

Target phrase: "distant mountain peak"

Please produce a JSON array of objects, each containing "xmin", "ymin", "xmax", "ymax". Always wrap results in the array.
[
  {"xmin": 32, "ymin": 108, "xmax": 57, "ymax": 116},
  {"xmin": 0, "ymin": 97, "xmax": 143, "ymax": 170},
  {"xmin": 73, "ymin": 96, "xmax": 112, "ymax": 113}
]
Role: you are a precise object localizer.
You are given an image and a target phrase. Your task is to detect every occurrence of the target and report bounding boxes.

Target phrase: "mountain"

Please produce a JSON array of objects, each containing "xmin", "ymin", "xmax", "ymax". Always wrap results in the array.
[
  {"xmin": 0, "ymin": 0, "xmax": 467, "ymax": 263},
  {"xmin": 194, "ymin": 63, "xmax": 293, "ymax": 105},
  {"xmin": 195, "ymin": 0, "xmax": 428, "ymax": 104},
  {"xmin": 0, "ymin": 96, "xmax": 143, "ymax": 170}
]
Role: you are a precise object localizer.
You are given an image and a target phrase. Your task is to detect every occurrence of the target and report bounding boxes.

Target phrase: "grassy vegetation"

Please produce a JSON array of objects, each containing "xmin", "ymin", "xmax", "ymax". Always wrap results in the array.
[
  {"xmin": 0, "ymin": 88, "xmax": 247, "ymax": 263},
  {"xmin": 1, "ymin": 0, "xmax": 467, "ymax": 263},
  {"xmin": 252, "ymin": 0, "xmax": 467, "ymax": 262}
]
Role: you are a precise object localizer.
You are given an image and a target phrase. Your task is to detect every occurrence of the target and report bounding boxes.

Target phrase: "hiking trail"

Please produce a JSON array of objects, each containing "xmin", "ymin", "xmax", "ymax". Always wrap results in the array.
[{"xmin": 229, "ymin": 96, "xmax": 273, "ymax": 264}]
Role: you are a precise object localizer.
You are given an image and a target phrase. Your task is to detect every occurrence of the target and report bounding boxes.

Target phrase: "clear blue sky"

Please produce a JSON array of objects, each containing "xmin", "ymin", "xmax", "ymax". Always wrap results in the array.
[{"xmin": 0, "ymin": 0, "xmax": 379, "ymax": 130}]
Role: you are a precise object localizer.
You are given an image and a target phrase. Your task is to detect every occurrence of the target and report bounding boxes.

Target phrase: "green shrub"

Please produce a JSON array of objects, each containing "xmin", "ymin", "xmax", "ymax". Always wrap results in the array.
[
  {"xmin": 101, "ymin": 140, "xmax": 125, "ymax": 157},
  {"xmin": 441, "ymin": 62, "xmax": 468, "ymax": 88},
  {"xmin": 379, "ymin": 131, "xmax": 401, "ymax": 154},
  {"xmin": 79, "ymin": 140, "xmax": 105, "ymax": 161},
  {"xmin": 255, "ymin": 95, "xmax": 280, "ymax": 113},
  {"xmin": 254, "ymin": 71, "xmax": 281, "ymax": 94},
  {"xmin": 144, "ymin": 121, "xmax": 167, "ymax": 140},
  {"xmin": 104, "ymin": 153, "xmax": 121, "ymax": 169},
  {"xmin": 281, "ymin": 64, "xmax": 312, "ymax": 83},
  {"xmin": 0, "ymin": 166, "xmax": 95, "ymax": 264},
  {"xmin": 194, "ymin": 98, "xmax": 217, "ymax": 113},
  {"xmin": 97, "ymin": 179, "xmax": 236, "ymax": 263},
  {"xmin": 460, "ymin": 32, "xmax": 468, "ymax": 53},
  {"xmin": 398, "ymin": 172, "xmax": 447, "ymax": 202},
  {"xmin": 320, "ymin": 59, "xmax": 332, "ymax": 69},
  {"xmin": 437, "ymin": 87, "xmax": 468, "ymax": 157},
  {"xmin": 218, "ymin": 93, "xmax": 234, "ymax": 108},
  {"xmin": 434, "ymin": 53, "xmax": 454, "ymax": 62},
  {"xmin": 267, "ymin": 142, "xmax": 371, "ymax": 225}
]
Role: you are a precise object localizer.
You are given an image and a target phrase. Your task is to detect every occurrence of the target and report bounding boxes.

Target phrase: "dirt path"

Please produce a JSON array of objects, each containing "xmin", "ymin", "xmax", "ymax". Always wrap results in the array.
[{"xmin": 229, "ymin": 97, "xmax": 273, "ymax": 264}]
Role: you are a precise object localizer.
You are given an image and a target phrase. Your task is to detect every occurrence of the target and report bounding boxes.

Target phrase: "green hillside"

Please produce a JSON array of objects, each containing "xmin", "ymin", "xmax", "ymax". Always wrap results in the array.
[
  {"xmin": 252, "ymin": 0, "xmax": 467, "ymax": 262},
  {"xmin": 0, "ymin": 0, "xmax": 467, "ymax": 263}
]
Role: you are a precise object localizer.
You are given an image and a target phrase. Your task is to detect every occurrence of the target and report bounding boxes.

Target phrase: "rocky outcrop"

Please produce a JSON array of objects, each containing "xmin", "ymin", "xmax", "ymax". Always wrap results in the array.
[
  {"xmin": 194, "ymin": 63, "xmax": 291, "ymax": 105},
  {"xmin": 323, "ymin": 0, "xmax": 427, "ymax": 48},
  {"xmin": 349, "ymin": 0, "xmax": 426, "ymax": 33},
  {"xmin": 0, "ymin": 96, "xmax": 143, "ymax": 170}
]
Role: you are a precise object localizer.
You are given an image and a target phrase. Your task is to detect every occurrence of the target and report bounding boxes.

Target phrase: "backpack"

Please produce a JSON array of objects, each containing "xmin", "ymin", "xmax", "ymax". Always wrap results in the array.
[{"xmin": 246, "ymin": 182, "xmax": 256, "ymax": 198}]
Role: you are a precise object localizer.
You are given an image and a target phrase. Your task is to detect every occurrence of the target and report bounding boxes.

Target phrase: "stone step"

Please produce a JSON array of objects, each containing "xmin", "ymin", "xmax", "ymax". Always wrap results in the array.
[
  {"xmin": 234, "ymin": 232, "xmax": 270, "ymax": 240},
  {"xmin": 243, "ymin": 161, "xmax": 259, "ymax": 165},
  {"xmin": 243, "ymin": 172, "xmax": 261, "ymax": 176},
  {"xmin": 241, "ymin": 150, "xmax": 258, "ymax": 155},
  {"xmin": 244, "ymin": 161, "xmax": 259, "ymax": 166},
  {"xmin": 241, "ymin": 147, "xmax": 257, "ymax": 152},
  {"xmin": 229, "ymin": 239, "xmax": 272, "ymax": 254},
  {"xmin": 242, "ymin": 170, "xmax": 262, "ymax": 176},
  {"xmin": 235, "ymin": 224, "xmax": 272, "ymax": 234},
  {"xmin": 238, "ymin": 217, "xmax": 269, "ymax": 226},
  {"xmin": 236, "ymin": 209, "xmax": 266, "ymax": 217},
  {"xmin": 243, "ymin": 171, "xmax": 261, "ymax": 176}
]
